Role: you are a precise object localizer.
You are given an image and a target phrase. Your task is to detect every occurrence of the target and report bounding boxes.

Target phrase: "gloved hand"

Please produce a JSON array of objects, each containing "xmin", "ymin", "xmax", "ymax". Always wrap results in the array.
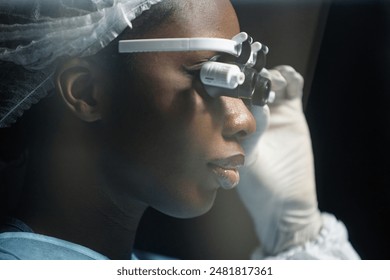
[{"xmin": 237, "ymin": 65, "xmax": 322, "ymax": 257}]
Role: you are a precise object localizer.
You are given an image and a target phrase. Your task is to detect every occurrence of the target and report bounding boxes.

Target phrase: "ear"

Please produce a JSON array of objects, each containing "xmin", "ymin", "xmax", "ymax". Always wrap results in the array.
[{"xmin": 55, "ymin": 58, "xmax": 106, "ymax": 122}]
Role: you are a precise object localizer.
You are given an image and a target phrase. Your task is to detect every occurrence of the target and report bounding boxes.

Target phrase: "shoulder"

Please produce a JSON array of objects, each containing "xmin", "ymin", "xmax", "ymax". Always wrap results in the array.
[{"xmin": 0, "ymin": 232, "xmax": 109, "ymax": 260}]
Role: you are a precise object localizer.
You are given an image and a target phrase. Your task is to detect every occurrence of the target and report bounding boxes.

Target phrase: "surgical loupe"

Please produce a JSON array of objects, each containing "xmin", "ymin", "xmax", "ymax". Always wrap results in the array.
[{"xmin": 119, "ymin": 32, "xmax": 272, "ymax": 106}]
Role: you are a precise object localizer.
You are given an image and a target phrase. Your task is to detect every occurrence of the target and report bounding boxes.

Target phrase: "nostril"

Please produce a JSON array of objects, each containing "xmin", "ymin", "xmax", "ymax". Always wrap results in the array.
[{"xmin": 235, "ymin": 130, "xmax": 249, "ymax": 141}]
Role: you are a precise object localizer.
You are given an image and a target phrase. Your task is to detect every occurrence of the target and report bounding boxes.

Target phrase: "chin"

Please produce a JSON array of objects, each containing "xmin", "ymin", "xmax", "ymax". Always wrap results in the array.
[
  {"xmin": 156, "ymin": 187, "xmax": 218, "ymax": 219},
  {"xmin": 172, "ymin": 202, "xmax": 214, "ymax": 219}
]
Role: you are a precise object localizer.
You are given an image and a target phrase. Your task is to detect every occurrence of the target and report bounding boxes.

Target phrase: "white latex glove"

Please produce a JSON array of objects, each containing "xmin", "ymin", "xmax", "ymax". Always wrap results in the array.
[{"xmin": 237, "ymin": 65, "xmax": 322, "ymax": 257}]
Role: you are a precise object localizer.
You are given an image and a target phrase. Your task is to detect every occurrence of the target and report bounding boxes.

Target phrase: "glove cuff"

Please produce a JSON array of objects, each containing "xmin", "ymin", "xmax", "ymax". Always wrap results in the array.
[
  {"xmin": 259, "ymin": 207, "xmax": 322, "ymax": 256},
  {"xmin": 252, "ymin": 213, "xmax": 360, "ymax": 260}
]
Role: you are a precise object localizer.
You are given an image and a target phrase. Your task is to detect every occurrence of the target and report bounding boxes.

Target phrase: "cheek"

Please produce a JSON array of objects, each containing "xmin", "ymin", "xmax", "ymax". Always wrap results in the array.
[
  {"xmin": 107, "ymin": 77, "xmax": 221, "ymax": 217},
  {"xmin": 104, "ymin": 51, "xmax": 240, "ymax": 217},
  {"xmin": 139, "ymin": 113, "xmax": 220, "ymax": 218}
]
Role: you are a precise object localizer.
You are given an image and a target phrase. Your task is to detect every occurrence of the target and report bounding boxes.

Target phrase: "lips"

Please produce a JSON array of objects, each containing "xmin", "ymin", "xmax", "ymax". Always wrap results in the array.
[{"xmin": 208, "ymin": 154, "xmax": 245, "ymax": 190}]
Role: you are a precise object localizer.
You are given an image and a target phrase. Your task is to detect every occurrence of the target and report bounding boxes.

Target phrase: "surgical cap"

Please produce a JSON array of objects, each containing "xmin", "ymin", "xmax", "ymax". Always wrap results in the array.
[{"xmin": 0, "ymin": 0, "xmax": 164, "ymax": 127}]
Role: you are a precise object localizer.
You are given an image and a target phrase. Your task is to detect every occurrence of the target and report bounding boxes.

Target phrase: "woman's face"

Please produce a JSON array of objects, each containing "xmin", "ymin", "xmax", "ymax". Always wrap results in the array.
[{"xmin": 103, "ymin": 0, "xmax": 266, "ymax": 218}]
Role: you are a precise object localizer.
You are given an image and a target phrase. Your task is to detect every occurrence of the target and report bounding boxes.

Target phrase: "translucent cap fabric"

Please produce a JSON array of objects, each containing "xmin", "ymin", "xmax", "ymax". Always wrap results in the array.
[{"xmin": 0, "ymin": 0, "xmax": 164, "ymax": 127}]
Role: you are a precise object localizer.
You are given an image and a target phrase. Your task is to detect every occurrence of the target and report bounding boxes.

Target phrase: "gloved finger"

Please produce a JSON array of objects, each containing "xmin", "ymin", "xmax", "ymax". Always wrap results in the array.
[
  {"xmin": 274, "ymin": 65, "xmax": 304, "ymax": 99},
  {"xmin": 243, "ymin": 104, "xmax": 270, "ymax": 165},
  {"xmin": 260, "ymin": 68, "xmax": 287, "ymax": 91},
  {"xmin": 260, "ymin": 68, "xmax": 288, "ymax": 104},
  {"xmin": 250, "ymin": 104, "xmax": 270, "ymax": 137}
]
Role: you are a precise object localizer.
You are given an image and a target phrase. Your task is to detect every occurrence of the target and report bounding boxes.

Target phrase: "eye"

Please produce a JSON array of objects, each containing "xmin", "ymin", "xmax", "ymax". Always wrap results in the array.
[
  {"xmin": 181, "ymin": 52, "xmax": 239, "ymax": 85},
  {"xmin": 214, "ymin": 54, "xmax": 239, "ymax": 64},
  {"xmin": 182, "ymin": 53, "xmax": 221, "ymax": 77},
  {"xmin": 182, "ymin": 61, "xmax": 206, "ymax": 77}
]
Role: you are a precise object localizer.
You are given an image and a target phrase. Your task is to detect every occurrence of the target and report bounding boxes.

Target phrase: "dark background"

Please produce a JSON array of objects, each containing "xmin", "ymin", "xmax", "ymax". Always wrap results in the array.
[{"xmin": 135, "ymin": 0, "xmax": 390, "ymax": 259}]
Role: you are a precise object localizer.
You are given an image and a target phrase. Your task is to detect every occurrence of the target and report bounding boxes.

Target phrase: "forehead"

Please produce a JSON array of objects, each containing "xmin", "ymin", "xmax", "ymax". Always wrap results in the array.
[{"xmin": 146, "ymin": 0, "xmax": 240, "ymax": 39}]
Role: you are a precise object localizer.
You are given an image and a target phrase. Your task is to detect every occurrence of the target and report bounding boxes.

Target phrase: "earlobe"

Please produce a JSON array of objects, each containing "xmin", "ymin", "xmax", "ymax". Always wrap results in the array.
[{"xmin": 55, "ymin": 58, "xmax": 104, "ymax": 122}]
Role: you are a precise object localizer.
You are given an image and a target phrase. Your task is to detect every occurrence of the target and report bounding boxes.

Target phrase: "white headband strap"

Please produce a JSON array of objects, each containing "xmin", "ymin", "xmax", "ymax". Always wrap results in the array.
[{"xmin": 119, "ymin": 37, "xmax": 242, "ymax": 56}]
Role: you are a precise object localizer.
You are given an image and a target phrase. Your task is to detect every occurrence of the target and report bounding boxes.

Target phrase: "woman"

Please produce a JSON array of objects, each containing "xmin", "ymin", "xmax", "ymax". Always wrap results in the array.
[{"xmin": 0, "ymin": 0, "xmax": 359, "ymax": 259}]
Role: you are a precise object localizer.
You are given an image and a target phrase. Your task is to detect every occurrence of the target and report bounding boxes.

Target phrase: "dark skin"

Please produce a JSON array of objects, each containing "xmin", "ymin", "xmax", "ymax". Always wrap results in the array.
[{"xmin": 16, "ymin": 0, "xmax": 256, "ymax": 259}]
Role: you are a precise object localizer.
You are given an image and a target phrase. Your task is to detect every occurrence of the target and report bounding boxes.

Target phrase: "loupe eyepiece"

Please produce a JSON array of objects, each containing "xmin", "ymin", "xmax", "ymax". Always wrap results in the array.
[
  {"xmin": 236, "ymin": 67, "xmax": 271, "ymax": 106},
  {"xmin": 252, "ymin": 74, "xmax": 271, "ymax": 106},
  {"xmin": 200, "ymin": 62, "xmax": 245, "ymax": 89},
  {"xmin": 200, "ymin": 62, "xmax": 272, "ymax": 106}
]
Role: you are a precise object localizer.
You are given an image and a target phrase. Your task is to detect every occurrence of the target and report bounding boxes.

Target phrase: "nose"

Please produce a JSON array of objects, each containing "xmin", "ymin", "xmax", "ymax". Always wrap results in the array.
[{"xmin": 221, "ymin": 97, "xmax": 256, "ymax": 141}]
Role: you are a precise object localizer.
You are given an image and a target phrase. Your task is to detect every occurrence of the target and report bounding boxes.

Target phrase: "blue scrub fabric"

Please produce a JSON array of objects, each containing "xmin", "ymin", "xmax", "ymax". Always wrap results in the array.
[{"xmin": 0, "ymin": 218, "xmax": 109, "ymax": 260}]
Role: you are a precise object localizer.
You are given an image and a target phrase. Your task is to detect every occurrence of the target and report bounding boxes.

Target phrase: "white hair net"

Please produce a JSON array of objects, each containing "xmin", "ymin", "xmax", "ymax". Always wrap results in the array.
[{"xmin": 0, "ymin": 0, "xmax": 165, "ymax": 127}]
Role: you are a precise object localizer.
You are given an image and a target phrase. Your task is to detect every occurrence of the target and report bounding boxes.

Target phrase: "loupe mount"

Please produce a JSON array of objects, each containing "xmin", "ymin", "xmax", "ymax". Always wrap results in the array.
[{"xmin": 119, "ymin": 32, "xmax": 272, "ymax": 106}]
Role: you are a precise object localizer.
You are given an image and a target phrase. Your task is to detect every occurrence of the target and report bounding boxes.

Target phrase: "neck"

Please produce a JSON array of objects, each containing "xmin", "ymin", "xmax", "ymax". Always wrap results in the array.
[{"xmin": 17, "ymin": 122, "xmax": 147, "ymax": 260}]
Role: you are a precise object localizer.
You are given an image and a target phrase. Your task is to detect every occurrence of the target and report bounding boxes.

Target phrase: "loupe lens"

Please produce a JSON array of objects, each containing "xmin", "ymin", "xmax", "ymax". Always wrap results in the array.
[
  {"xmin": 252, "ymin": 75, "xmax": 271, "ymax": 106},
  {"xmin": 237, "ymin": 68, "xmax": 271, "ymax": 106},
  {"xmin": 237, "ymin": 67, "xmax": 257, "ymax": 99},
  {"xmin": 203, "ymin": 67, "xmax": 271, "ymax": 106}
]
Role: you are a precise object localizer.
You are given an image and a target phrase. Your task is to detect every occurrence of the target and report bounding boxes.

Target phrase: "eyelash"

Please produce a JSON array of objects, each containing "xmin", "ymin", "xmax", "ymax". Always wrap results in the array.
[
  {"xmin": 183, "ymin": 53, "xmax": 222, "ymax": 76},
  {"xmin": 183, "ymin": 62, "xmax": 205, "ymax": 77}
]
